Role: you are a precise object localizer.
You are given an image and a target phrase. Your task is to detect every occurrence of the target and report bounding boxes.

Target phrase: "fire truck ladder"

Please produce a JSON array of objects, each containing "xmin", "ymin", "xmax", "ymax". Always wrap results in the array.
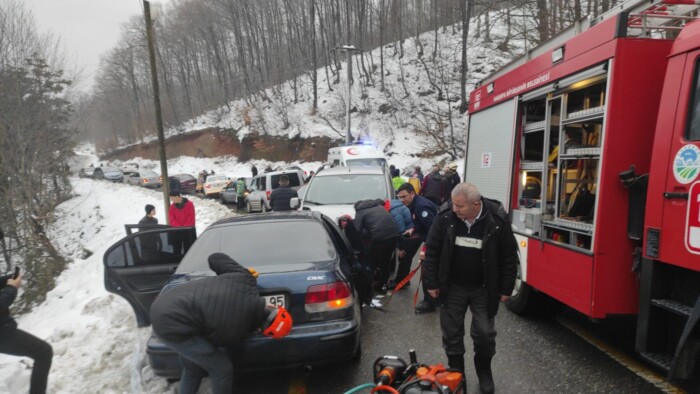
[
  {"xmin": 624, "ymin": 0, "xmax": 700, "ymax": 38},
  {"xmin": 480, "ymin": 0, "xmax": 700, "ymax": 86}
]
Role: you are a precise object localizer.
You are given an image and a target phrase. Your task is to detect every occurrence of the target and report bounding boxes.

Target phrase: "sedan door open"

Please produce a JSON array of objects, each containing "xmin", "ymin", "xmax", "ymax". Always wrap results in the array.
[{"xmin": 103, "ymin": 226, "xmax": 197, "ymax": 327}]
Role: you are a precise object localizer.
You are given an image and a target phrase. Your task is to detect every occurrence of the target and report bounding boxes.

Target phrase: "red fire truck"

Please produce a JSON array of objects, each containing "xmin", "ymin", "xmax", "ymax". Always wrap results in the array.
[{"xmin": 465, "ymin": 0, "xmax": 700, "ymax": 379}]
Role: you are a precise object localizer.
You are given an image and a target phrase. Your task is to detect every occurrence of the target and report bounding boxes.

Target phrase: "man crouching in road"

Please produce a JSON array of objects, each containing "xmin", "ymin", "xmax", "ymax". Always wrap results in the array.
[
  {"xmin": 150, "ymin": 252, "xmax": 292, "ymax": 394},
  {"xmin": 423, "ymin": 183, "xmax": 518, "ymax": 394}
]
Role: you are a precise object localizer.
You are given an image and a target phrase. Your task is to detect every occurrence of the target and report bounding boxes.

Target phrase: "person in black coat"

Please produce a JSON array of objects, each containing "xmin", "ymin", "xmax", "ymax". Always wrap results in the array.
[
  {"xmin": 150, "ymin": 253, "xmax": 276, "ymax": 394},
  {"xmin": 0, "ymin": 269, "xmax": 53, "ymax": 394},
  {"xmin": 423, "ymin": 182, "xmax": 518, "ymax": 394},
  {"xmin": 139, "ymin": 204, "xmax": 158, "ymax": 225},
  {"xmin": 349, "ymin": 199, "xmax": 399, "ymax": 294},
  {"xmin": 269, "ymin": 175, "xmax": 298, "ymax": 211}
]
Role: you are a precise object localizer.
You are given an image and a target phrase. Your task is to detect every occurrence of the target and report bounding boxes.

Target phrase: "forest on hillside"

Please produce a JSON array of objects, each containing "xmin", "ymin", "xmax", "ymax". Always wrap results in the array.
[
  {"xmin": 79, "ymin": 0, "xmax": 625, "ymax": 149},
  {"xmin": 0, "ymin": 0, "xmax": 625, "ymax": 306}
]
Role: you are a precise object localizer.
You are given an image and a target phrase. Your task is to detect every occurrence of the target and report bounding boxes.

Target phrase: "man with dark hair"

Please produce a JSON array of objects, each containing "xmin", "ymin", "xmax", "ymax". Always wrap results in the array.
[
  {"xmin": 169, "ymin": 191, "xmax": 195, "ymax": 227},
  {"xmin": 139, "ymin": 204, "xmax": 158, "ymax": 225},
  {"xmin": 269, "ymin": 175, "xmax": 298, "ymax": 211},
  {"xmin": 151, "ymin": 253, "xmax": 292, "ymax": 394},
  {"xmin": 396, "ymin": 183, "xmax": 438, "ymax": 312},
  {"xmin": 423, "ymin": 182, "xmax": 518, "ymax": 394}
]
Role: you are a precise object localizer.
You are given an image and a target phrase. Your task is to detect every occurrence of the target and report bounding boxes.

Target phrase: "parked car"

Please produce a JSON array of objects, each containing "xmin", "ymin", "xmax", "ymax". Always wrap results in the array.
[
  {"xmin": 220, "ymin": 178, "xmax": 250, "ymax": 204},
  {"xmin": 93, "ymin": 166, "xmax": 124, "ymax": 183},
  {"xmin": 202, "ymin": 174, "xmax": 230, "ymax": 197},
  {"xmin": 120, "ymin": 162, "xmax": 140, "ymax": 176},
  {"xmin": 78, "ymin": 167, "xmax": 95, "ymax": 178},
  {"xmin": 167, "ymin": 174, "xmax": 197, "ymax": 194},
  {"xmin": 246, "ymin": 169, "xmax": 305, "ymax": 213},
  {"xmin": 291, "ymin": 166, "xmax": 394, "ymax": 220},
  {"xmin": 125, "ymin": 170, "xmax": 161, "ymax": 188},
  {"xmin": 103, "ymin": 211, "xmax": 362, "ymax": 377}
]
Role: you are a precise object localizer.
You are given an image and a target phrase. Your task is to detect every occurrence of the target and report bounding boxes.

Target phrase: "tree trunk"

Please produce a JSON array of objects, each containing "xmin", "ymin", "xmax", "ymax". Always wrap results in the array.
[
  {"xmin": 459, "ymin": 0, "xmax": 472, "ymax": 114},
  {"xmin": 311, "ymin": 0, "xmax": 318, "ymax": 111}
]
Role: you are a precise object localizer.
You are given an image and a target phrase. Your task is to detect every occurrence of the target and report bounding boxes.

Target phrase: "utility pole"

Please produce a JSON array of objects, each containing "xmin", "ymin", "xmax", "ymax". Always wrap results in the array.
[
  {"xmin": 339, "ymin": 45, "xmax": 360, "ymax": 144},
  {"xmin": 143, "ymin": 0, "xmax": 170, "ymax": 224}
]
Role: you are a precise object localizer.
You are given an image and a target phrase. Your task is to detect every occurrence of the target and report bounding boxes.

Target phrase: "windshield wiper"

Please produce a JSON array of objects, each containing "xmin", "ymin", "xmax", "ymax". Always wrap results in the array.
[{"xmin": 304, "ymin": 199, "xmax": 325, "ymax": 205}]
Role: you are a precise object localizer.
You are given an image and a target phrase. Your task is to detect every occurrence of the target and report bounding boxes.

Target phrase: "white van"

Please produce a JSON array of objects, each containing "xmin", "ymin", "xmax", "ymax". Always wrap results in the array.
[{"xmin": 327, "ymin": 143, "xmax": 387, "ymax": 167}]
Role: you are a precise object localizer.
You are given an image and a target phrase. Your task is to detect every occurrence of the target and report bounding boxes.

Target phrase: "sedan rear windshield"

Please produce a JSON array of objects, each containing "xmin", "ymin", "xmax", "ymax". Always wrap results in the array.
[
  {"xmin": 207, "ymin": 175, "xmax": 228, "ymax": 182},
  {"xmin": 141, "ymin": 171, "xmax": 157, "ymax": 177},
  {"xmin": 176, "ymin": 220, "xmax": 336, "ymax": 273},
  {"xmin": 305, "ymin": 174, "xmax": 389, "ymax": 204}
]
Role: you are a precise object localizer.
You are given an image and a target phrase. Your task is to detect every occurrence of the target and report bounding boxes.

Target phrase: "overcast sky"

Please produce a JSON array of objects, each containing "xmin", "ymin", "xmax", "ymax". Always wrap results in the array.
[{"xmin": 24, "ymin": 0, "xmax": 172, "ymax": 91}]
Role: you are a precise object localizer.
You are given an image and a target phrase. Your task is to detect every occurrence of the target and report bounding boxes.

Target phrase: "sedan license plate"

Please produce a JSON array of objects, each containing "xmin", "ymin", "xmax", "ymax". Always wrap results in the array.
[{"xmin": 265, "ymin": 294, "xmax": 286, "ymax": 308}]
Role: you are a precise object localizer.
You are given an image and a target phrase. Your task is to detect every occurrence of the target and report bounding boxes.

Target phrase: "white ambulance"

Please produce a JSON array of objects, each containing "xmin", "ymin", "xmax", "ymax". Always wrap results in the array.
[{"xmin": 327, "ymin": 142, "xmax": 387, "ymax": 167}]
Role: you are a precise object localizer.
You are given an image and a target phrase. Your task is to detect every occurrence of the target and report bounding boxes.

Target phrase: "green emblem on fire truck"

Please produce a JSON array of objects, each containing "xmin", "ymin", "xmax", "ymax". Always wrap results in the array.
[{"xmin": 674, "ymin": 144, "xmax": 700, "ymax": 184}]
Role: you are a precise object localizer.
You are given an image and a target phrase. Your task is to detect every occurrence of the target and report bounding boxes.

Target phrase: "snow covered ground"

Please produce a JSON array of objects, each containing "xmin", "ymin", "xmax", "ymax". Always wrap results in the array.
[
  {"xmin": 0, "ymin": 11, "xmax": 522, "ymax": 393},
  {"xmin": 0, "ymin": 169, "xmax": 231, "ymax": 393}
]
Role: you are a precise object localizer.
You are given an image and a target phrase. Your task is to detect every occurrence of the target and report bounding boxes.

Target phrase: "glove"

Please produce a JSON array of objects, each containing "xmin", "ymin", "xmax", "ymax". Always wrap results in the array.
[
  {"xmin": 248, "ymin": 267, "xmax": 259, "ymax": 278},
  {"xmin": 338, "ymin": 215, "xmax": 352, "ymax": 229}
]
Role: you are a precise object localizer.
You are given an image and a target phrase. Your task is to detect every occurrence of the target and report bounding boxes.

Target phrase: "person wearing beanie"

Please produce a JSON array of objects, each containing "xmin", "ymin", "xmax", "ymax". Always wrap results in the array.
[
  {"xmin": 139, "ymin": 204, "xmax": 158, "ymax": 225},
  {"xmin": 150, "ymin": 253, "xmax": 291, "ymax": 394}
]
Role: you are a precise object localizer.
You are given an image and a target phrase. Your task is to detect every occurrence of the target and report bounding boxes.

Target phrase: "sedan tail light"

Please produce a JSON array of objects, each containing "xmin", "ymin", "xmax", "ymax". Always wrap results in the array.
[{"xmin": 305, "ymin": 281, "xmax": 353, "ymax": 313}]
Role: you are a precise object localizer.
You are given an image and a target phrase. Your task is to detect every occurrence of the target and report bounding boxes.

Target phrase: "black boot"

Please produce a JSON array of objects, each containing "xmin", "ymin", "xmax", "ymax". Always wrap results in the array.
[
  {"xmin": 447, "ymin": 354, "xmax": 465, "ymax": 374},
  {"xmin": 474, "ymin": 356, "xmax": 494, "ymax": 394}
]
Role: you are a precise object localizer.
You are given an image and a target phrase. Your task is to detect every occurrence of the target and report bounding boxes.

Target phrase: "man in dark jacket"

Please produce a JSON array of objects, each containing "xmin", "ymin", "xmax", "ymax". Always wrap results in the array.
[
  {"xmin": 269, "ymin": 175, "xmax": 298, "ymax": 211},
  {"xmin": 422, "ymin": 166, "xmax": 446, "ymax": 206},
  {"xmin": 139, "ymin": 204, "xmax": 158, "ymax": 225},
  {"xmin": 0, "ymin": 269, "xmax": 53, "ymax": 394},
  {"xmin": 150, "ymin": 253, "xmax": 283, "ymax": 394},
  {"xmin": 343, "ymin": 199, "xmax": 399, "ymax": 296},
  {"xmin": 396, "ymin": 183, "xmax": 438, "ymax": 310},
  {"xmin": 423, "ymin": 182, "xmax": 518, "ymax": 394},
  {"xmin": 443, "ymin": 163, "xmax": 461, "ymax": 197}
]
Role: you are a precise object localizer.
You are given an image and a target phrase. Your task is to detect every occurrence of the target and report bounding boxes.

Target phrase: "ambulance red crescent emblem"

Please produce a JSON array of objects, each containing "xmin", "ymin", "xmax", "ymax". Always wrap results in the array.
[{"xmin": 347, "ymin": 148, "xmax": 360, "ymax": 155}]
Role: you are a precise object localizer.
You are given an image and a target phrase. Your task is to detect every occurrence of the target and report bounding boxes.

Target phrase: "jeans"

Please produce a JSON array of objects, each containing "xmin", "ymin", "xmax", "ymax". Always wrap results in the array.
[
  {"xmin": 0, "ymin": 328, "xmax": 53, "ymax": 394},
  {"xmin": 440, "ymin": 286, "xmax": 497, "ymax": 358},
  {"xmin": 160, "ymin": 336, "xmax": 233, "ymax": 394}
]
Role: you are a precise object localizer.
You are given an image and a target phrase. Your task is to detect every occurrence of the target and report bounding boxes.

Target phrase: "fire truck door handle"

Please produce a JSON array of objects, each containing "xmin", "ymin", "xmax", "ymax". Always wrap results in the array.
[{"xmin": 663, "ymin": 192, "xmax": 689, "ymax": 200}]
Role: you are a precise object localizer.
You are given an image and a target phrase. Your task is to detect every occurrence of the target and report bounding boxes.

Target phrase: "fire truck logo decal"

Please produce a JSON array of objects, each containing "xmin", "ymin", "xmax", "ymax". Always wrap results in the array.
[{"xmin": 673, "ymin": 144, "xmax": 700, "ymax": 184}]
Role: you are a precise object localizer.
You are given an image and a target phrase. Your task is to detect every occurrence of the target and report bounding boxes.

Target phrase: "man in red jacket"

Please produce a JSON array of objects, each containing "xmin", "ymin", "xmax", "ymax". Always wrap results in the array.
[{"xmin": 169, "ymin": 190, "xmax": 196, "ymax": 227}]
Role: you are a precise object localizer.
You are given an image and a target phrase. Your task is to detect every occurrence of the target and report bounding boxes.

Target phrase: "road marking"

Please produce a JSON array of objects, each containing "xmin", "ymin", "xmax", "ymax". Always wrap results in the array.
[
  {"xmin": 556, "ymin": 315, "xmax": 686, "ymax": 394},
  {"xmin": 288, "ymin": 376, "xmax": 308, "ymax": 394}
]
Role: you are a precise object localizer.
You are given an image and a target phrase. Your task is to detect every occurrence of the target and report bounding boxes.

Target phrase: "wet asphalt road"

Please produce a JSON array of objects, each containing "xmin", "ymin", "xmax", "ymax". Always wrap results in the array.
[{"xmin": 232, "ymin": 272, "xmax": 669, "ymax": 394}]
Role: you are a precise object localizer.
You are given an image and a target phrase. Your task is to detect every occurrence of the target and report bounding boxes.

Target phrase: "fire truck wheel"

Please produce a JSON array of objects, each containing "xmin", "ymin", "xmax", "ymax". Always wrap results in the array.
[{"xmin": 505, "ymin": 264, "xmax": 563, "ymax": 316}]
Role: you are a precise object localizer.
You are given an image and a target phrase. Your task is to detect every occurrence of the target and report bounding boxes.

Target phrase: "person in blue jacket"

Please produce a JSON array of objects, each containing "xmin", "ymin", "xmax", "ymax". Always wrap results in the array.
[{"xmin": 386, "ymin": 199, "xmax": 416, "ymax": 290}]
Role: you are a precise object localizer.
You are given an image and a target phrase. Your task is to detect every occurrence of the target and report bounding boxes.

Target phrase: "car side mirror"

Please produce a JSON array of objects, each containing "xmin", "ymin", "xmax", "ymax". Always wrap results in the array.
[{"xmin": 290, "ymin": 197, "xmax": 300, "ymax": 209}]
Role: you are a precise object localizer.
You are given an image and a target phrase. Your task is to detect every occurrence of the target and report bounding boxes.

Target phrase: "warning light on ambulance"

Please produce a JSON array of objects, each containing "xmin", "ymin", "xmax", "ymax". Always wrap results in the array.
[
  {"xmin": 520, "ymin": 241, "xmax": 527, "ymax": 247},
  {"xmin": 522, "ymin": 171, "xmax": 528, "ymax": 186}
]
